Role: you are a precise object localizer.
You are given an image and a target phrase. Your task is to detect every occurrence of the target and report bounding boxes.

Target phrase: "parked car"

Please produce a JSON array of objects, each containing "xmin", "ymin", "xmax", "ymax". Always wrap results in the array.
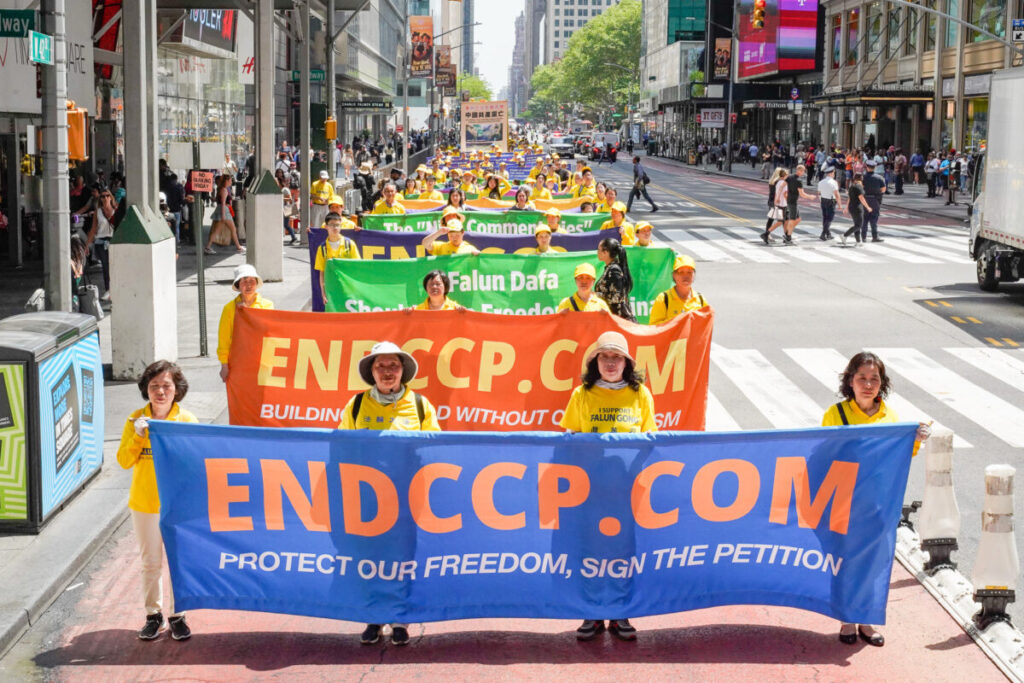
[{"xmin": 547, "ymin": 136, "xmax": 576, "ymax": 157}]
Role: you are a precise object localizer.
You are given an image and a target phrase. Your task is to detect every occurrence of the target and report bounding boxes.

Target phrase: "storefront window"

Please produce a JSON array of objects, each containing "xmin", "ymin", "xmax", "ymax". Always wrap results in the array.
[
  {"xmin": 941, "ymin": 99, "xmax": 955, "ymax": 150},
  {"xmin": 907, "ymin": 6, "xmax": 919, "ymax": 55},
  {"xmin": 867, "ymin": 3, "xmax": 882, "ymax": 57},
  {"xmin": 945, "ymin": 0, "xmax": 960, "ymax": 48},
  {"xmin": 925, "ymin": 0, "xmax": 937, "ymax": 50},
  {"xmin": 847, "ymin": 9, "xmax": 860, "ymax": 66},
  {"xmin": 968, "ymin": 0, "xmax": 1006, "ymax": 42},
  {"xmin": 887, "ymin": 5, "xmax": 902, "ymax": 57},
  {"xmin": 965, "ymin": 97, "xmax": 989, "ymax": 150},
  {"xmin": 832, "ymin": 14, "xmax": 842, "ymax": 69}
]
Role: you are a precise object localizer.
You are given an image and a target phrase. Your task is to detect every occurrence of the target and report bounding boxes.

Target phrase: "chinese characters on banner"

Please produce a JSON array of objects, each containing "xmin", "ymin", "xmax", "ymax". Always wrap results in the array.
[
  {"xmin": 461, "ymin": 100, "xmax": 509, "ymax": 152},
  {"xmin": 409, "ymin": 16, "xmax": 433, "ymax": 78}
]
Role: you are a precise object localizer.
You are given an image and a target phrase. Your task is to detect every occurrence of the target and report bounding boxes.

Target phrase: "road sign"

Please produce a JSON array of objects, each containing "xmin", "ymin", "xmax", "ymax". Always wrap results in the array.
[
  {"xmin": 29, "ymin": 30, "xmax": 52, "ymax": 65},
  {"xmin": 290, "ymin": 69, "xmax": 325, "ymax": 82},
  {"xmin": 790, "ymin": 87, "xmax": 800, "ymax": 101},
  {"xmin": 0, "ymin": 9, "xmax": 34, "ymax": 38},
  {"xmin": 190, "ymin": 171, "xmax": 215, "ymax": 193},
  {"xmin": 1013, "ymin": 19, "xmax": 1024, "ymax": 42}
]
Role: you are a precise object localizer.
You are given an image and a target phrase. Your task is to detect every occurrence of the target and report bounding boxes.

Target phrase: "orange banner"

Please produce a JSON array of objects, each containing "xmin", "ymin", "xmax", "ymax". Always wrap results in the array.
[{"xmin": 226, "ymin": 308, "xmax": 713, "ymax": 432}]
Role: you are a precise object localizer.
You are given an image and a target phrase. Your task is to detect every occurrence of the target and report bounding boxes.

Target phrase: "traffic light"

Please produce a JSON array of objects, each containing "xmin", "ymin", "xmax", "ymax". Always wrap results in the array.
[{"xmin": 752, "ymin": 0, "xmax": 766, "ymax": 29}]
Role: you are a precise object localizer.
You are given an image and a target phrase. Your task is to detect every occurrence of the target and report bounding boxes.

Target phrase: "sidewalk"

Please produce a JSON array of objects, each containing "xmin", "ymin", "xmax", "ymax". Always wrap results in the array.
[
  {"xmin": 643, "ymin": 151, "xmax": 971, "ymax": 225},
  {"xmin": 0, "ymin": 233, "xmax": 312, "ymax": 658}
]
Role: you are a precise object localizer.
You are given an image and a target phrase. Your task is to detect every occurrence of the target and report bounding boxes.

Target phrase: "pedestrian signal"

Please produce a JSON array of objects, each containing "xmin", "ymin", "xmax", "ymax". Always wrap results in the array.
[
  {"xmin": 66, "ymin": 101, "xmax": 88, "ymax": 162},
  {"xmin": 752, "ymin": 0, "xmax": 766, "ymax": 29}
]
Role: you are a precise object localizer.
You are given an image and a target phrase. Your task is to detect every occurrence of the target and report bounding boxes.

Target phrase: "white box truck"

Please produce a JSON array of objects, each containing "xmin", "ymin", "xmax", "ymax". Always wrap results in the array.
[{"xmin": 968, "ymin": 67, "xmax": 1024, "ymax": 291}]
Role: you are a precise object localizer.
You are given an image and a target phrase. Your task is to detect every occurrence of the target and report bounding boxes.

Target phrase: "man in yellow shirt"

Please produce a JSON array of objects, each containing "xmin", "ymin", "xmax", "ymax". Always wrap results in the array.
[
  {"xmin": 430, "ymin": 159, "xmax": 447, "ymax": 185},
  {"xmin": 529, "ymin": 176, "xmax": 553, "ymax": 201},
  {"xmin": 320, "ymin": 196, "xmax": 355, "ymax": 229},
  {"xmin": 634, "ymin": 221, "xmax": 654, "ymax": 246},
  {"xmin": 421, "ymin": 218, "xmax": 480, "ymax": 255},
  {"xmin": 600, "ymin": 202, "xmax": 636, "ymax": 245},
  {"xmin": 557, "ymin": 263, "xmax": 610, "ymax": 312},
  {"xmin": 528, "ymin": 158, "xmax": 545, "ymax": 180},
  {"xmin": 532, "ymin": 223, "xmax": 555, "ymax": 254},
  {"xmin": 418, "ymin": 175, "xmax": 445, "ymax": 202},
  {"xmin": 310, "ymin": 170, "xmax": 334, "ymax": 231},
  {"xmin": 315, "ymin": 212, "xmax": 361, "ymax": 308},
  {"xmin": 458, "ymin": 170, "xmax": 478, "ymax": 195},
  {"xmin": 371, "ymin": 182, "xmax": 406, "ymax": 214},
  {"xmin": 648, "ymin": 254, "xmax": 708, "ymax": 325},
  {"xmin": 542, "ymin": 207, "xmax": 563, "ymax": 233},
  {"xmin": 337, "ymin": 341, "xmax": 441, "ymax": 647},
  {"xmin": 217, "ymin": 264, "xmax": 274, "ymax": 382},
  {"xmin": 573, "ymin": 168, "xmax": 598, "ymax": 199}
]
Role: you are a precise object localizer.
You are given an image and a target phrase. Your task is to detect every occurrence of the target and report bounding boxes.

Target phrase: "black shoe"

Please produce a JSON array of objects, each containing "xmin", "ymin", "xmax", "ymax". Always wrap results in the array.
[
  {"xmin": 576, "ymin": 619, "xmax": 606, "ymax": 641},
  {"xmin": 391, "ymin": 626, "xmax": 410, "ymax": 646},
  {"xmin": 858, "ymin": 626, "xmax": 884, "ymax": 646},
  {"xmin": 361, "ymin": 623, "xmax": 382, "ymax": 645},
  {"xmin": 819, "ymin": 234, "xmax": 828, "ymax": 241},
  {"xmin": 168, "ymin": 615, "xmax": 191, "ymax": 641},
  {"xmin": 872, "ymin": 237, "xmax": 884, "ymax": 243},
  {"xmin": 839, "ymin": 628, "xmax": 858, "ymax": 645},
  {"xmin": 138, "ymin": 612, "xmax": 164, "ymax": 640},
  {"xmin": 650, "ymin": 206, "xmax": 658, "ymax": 213},
  {"xmin": 608, "ymin": 619, "xmax": 637, "ymax": 641},
  {"xmin": 783, "ymin": 236, "xmax": 794, "ymax": 246},
  {"xmin": 760, "ymin": 231, "xmax": 770, "ymax": 245}
]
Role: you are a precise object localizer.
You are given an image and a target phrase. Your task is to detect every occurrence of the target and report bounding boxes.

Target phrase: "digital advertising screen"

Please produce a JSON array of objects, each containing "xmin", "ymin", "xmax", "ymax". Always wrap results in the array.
[{"xmin": 737, "ymin": 0, "xmax": 819, "ymax": 81}]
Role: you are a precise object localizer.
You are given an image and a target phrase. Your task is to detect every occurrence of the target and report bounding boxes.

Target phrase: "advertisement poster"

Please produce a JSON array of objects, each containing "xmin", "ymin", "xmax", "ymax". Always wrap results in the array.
[
  {"xmin": 714, "ymin": 37, "xmax": 732, "ymax": 79},
  {"xmin": 435, "ymin": 45, "xmax": 455, "ymax": 87},
  {"xmin": 737, "ymin": 0, "xmax": 819, "ymax": 79},
  {"xmin": 0, "ymin": 363, "xmax": 27, "ymax": 521},
  {"xmin": 700, "ymin": 108, "xmax": 726, "ymax": 129},
  {"xmin": 461, "ymin": 100, "xmax": 509, "ymax": 152},
  {"xmin": 737, "ymin": 0, "xmax": 779, "ymax": 79},
  {"xmin": 409, "ymin": 16, "xmax": 434, "ymax": 78}
]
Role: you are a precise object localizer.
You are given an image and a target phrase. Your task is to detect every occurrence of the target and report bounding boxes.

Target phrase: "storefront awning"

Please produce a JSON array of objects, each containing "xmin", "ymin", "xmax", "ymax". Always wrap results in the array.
[{"xmin": 811, "ymin": 88, "xmax": 934, "ymax": 106}]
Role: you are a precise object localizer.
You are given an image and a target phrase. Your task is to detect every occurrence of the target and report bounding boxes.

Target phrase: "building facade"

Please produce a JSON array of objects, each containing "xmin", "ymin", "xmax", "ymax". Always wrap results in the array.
[
  {"xmin": 818, "ymin": 0, "xmax": 1022, "ymax": 153},
  {"xmin": 545, "ymin": 0, "xmax": 623, "ymax": 63},
  {"xmin": 509, "ymin": 12, "xmax": 529, "ymax": 116}
]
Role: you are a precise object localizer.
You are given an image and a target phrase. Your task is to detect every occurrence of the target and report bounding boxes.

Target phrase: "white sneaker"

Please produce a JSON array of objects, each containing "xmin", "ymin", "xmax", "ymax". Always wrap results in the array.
[{"xmin": 100, "ymin": 292, "xmax": 111, "ymax": 302}]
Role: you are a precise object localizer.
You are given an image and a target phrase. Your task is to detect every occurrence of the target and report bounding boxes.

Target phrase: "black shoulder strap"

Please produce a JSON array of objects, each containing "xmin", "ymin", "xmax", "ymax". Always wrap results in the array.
[
  {"xmin": 698, "ymin": 293, "xmax": 706, "ymax": 307},
  {"xmin": 570, "ymin": 296, "xmax": 580, "ymax": 312},
  {"xmin": 352, "ymin": 391, "xmax": 364, "ymax": 422},
  {"xmin": 662, "ymin": 291, "xmax": 669, "ymax": 307},
  {"xmin": 415, "ymin": 392, "xmax": 425, "ymax": 429},
  {"xmin": 835, "ymin": 402, "xmax": 849, "ymax": 426}
]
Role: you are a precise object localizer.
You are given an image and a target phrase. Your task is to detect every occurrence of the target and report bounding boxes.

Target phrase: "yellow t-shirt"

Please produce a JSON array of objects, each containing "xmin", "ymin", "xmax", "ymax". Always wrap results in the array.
[
  {"xmin": 430, "ymin": 240, "xmax": 477, "ymax": 256},
  {"xmin": 528, "ymin": 166, "xmax": 544, "ymax": 180},
  {"xmin": 556, "ymin": 293, "xmax": 610, "ymax": 313},
  {"xmin": 459, "ymin": 182, "xmax": 478, "ymax": 194},
  {"xmin": 310, "ymin": 180, "xmax": 334, "ymax": 204},
  {"xmin": 821, "ymin": 399, "xmax": 920, "ymax": 455},
  {"xmin": 320, "ymin": 218, "xmax": 357, "ymax": 231},
  {"xmin": 601, "ymin": 219, "xmax": 636, "ymax": 245},
  {"xmin": 371, "ymin": 200, "xmax": 406, "ymax": 214},
  {"xmin": 314, "ymin": 236, "xmax": 361, "ymax": 272},
  {"xmin": 217, "ymin": 293, "xmax": 274, "ymax": 363},
  {"xmin": 574, "ymin": 183, "xmax": 598, "ymax": 199},
  {"xmin": 648, "ymin": 288, "xmax": 708, "ymax": 325},
  {"xmin": 419, "ymin": 189, "xmax": 445, "ymax": 201},
  {"xmin": 560, "ymin": 384, "xmax": 658, "ymax": 433},
  {"xmin": 415, "ymin": 296, "xmax": 462, "ymax": 310},
  {"xmin": 530, "ymin": 187, "xmax": 553, "ymax": 201},
  {"xmin": 338, "ymin": 387, "xmax": 442, "ymax": 431},
  {"xmin": 117, "ymin": 403, "xmax": 199, "ymax": 513}
]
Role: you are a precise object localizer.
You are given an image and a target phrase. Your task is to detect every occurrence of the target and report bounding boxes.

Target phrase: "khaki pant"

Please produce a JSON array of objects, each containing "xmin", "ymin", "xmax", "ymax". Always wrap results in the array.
[{"xmin": 131, "ymin": 509, "xmax": 182, "ymax": 617}]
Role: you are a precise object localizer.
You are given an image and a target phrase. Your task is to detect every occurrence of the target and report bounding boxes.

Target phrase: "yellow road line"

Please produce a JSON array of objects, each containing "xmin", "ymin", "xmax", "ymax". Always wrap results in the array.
[
  {"xmin": 1003, "ymin": 339, "xmax": 1020, "ymax": 347},
  {"xmin": 939, "ymin": 300, "xmax": 953, "ymax": 307},
  {"xmin": 607, "ymin": 164, "xmax": 749, "ymax": 222},
  {"xmin": 925, "ymin": 300, "xmax": 939, "ymax": 308},
  {"xmin": 986, "ymin": 337, "xmax": 1004, "ymax": 347},
  {"xmin": 951, "ymin": 316, "xmax": 966, "ymax": 324},
  {"xmin": 967, "ymin": 316, "xmax": 983, "ymax": 324}
]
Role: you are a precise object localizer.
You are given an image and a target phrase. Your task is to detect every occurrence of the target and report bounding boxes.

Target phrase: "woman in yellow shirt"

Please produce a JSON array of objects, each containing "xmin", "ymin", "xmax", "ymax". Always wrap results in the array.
[
  {"xmin": 530, "ymin": 175, "xmax": 553, "ymax": 201},
  {"xmin": 217, "ymin": 264, "xmax": 274, "ymax": 382},
  {"xmin": 400, "ymin": 178, "xmax": 419, "ymax": 200},
  {"xmin": 338, "ymin": 342, "xmax": 441, "ymax": 646},
  {"xmin": 506, "ymin": 187, "xmax": 536, "ymax": 212},
  {"xmin": 416, "ymin": 270, "xmax": 466, "ymax": 309},
  {"xmin": 822, "ymin": 351, "xmax": 931, "ymax": 648},
  {"xmin": 560, "ymin": 331, "xmax": 656, "ymax": 642},
  {"xmin": 421, "ymin": 219, "xmax": 480, "ymax": 255},
  {"xmin": 117, "ymin": 360, "xmax": 198, "ymax": 641},
  {"xmin": 418, "ymin": 175, "xmax": 445, "ymax": 202},
  {"xmin": 597, "ymin": 187, "xmax": 619, "ymax": 214}
]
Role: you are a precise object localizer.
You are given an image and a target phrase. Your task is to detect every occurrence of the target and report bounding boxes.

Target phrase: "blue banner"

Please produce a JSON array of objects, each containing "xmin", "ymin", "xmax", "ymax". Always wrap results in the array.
[{"xmin": 151, "ymin": 422, "xmax": 915, "ymax": 625}]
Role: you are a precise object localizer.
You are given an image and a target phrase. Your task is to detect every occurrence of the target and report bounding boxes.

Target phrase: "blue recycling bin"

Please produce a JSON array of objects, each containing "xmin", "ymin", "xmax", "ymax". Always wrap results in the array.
[{"xmin": 0, "ymin": 312, "xmax": 104, "ymax": 532}]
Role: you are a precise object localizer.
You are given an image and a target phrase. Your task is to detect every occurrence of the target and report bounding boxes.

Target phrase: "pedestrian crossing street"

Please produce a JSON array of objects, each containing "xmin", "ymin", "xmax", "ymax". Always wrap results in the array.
[
  {"xmin": 703, "ymin": 344, "xmax": 1024, "ymax": 450},
  {"xmin": 659, "ymin": 223, "xmax": 971, "ymax": 266}
]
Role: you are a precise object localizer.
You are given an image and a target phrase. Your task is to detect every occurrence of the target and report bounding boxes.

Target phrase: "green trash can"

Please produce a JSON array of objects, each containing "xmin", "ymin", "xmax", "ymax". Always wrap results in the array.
[{"xmin": 0, "ymin": 312, "xmax": 104, "ymax": 532}]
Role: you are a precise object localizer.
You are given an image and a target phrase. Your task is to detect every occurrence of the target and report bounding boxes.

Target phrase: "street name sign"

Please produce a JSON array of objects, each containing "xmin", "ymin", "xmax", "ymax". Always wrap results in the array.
[
  {"xmin": 290, "ymin": 69, "xmax": 325, "ymax": 82},
  {"xmin": 0, "ymin": 9, "xmax": 34, "ymax": 38},
  {"xmin": 29, "ymin": 30, "xmax": 52, "ymax": 65}
]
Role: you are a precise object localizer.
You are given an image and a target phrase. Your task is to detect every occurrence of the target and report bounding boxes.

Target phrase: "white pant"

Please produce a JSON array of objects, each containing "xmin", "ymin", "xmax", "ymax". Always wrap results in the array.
[
  {"xmin": 310, "ymin": 203, "xmax": 329, "ymax": 231},
  {"xmin": 131, "ymin": 509, "xmax": 182, "ymax": 617}
]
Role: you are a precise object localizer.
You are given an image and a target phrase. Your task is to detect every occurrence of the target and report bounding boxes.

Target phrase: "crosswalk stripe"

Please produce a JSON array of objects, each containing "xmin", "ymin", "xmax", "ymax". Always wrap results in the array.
[
  {"xmin": 873, "ymin": 234, "xmax": 969, "ymax": 262},
  {"xmin": 783, "ymin": 348, "xmax": 973, "ymax": 448},
  {"xmin": 875, "ymin": 347, "xmax": 1024, "ymax": 448},
  {"xmin": 944, "ymin": 347, "xmax": 1024, "ymax": 393},
  {"xmin": 711, "ymin": 345, "xmax": 822, "ymax": 428},
  {"xmin": 661, "ymin": 230, "xmax": 740, "ymax": 262},
  {"xmin": 706, "ymin": 391, "xmax": 742, "ymax": 432},
  {"xmin": 691, "ymin": 228, "xmax": 787, "ymax": 263},
  {"xmin": 722, "ymin": 227, "xmax": 838, "ymax": 262},
  {"xmin": 848, "ymin": 241, "xmax": 941, "ymax": 264}
]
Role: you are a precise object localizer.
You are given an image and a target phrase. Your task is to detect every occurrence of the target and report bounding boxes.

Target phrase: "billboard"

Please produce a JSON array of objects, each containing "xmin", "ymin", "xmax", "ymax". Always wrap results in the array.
[
  {"xmin": 461, "ymin": 100, "xmax": 509, "ymax": 152},
  {"xmin": 409, "ymin": 16, "xmax": 434, "ymax": 78},
  {"xmin": 435, "ymin": 45, "xmax": 455, "ymax": 87},
  {"xmin": 713, "ymin": 37, "xmax": 732, "ymax": 80},
  {"xmin": 737, "ymin": 0, "xmax": 818, "ymax": 80}
]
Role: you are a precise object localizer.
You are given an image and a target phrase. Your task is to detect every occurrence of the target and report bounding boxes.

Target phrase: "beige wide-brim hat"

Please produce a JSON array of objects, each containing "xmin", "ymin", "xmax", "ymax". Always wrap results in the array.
[
  {"xmin": 586, "ymin": 331, "xmax": 634, "ymax": 365},
  {"xmin": 358, "ymin": 341, "xmax": 418, "ymax": 386},
  {"xmin": 359, "ymin": 162, "xmax": 373, "ymax": 173},
  {"xmin": 232, "ymin": 264, "xmax": 263, "ymax": 291}
]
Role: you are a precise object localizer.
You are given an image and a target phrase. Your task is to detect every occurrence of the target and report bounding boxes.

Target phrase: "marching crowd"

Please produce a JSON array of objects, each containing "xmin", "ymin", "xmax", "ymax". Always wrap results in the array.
[{"xmin": 114, "ymin": 134, "xmax": 930, "ymax": 649}]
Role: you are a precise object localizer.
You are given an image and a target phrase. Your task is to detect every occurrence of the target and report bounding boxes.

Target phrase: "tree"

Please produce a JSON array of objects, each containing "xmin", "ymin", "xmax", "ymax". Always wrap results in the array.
[{"xmin": 458, "ymin": 72, "xmax": 493, "ymax": 101}]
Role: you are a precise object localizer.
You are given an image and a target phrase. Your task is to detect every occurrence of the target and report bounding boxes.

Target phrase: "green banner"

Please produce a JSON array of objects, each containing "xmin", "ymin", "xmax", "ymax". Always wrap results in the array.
[
  {"xmin": 0, "ymin": 363, "xmax": 27, "ymax": 520},
  {"xmin": 325, "ymin": 247, "xmax": 674, "ymax": 323},
  {"xmin": 360, "ymin": 211, "xmax": 611, "ymax": 236}
]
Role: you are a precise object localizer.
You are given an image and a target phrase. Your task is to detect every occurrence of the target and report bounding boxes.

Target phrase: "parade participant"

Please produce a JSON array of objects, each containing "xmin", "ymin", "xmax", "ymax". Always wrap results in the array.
[
  {"xmin": 483, "ymin": 175, "xmax": 504, "ymax": 200},
  {"xmin": 648, "ymin": 254, "xmax": 707, "ymax": 325},
  {"xmin": 458, "ymin": 169, "xmax": 478, "ymax": 194},
  {"xmin": 560, "ymin": 331, "xmax": 656, "ymax": 641},
  {"xmin": 419, "ymin": 174, "xmax": 445, "ymax": 202},
  {"xmin": 823, "ymin": 351, "xmax": 931, "ymax": 648},
  {"xmin": 119, "ymin": 360, "xmax": 198, "ymax": 641},
  {"xmin": 598, "ymin": 187, "xmax": 618, "ymax": 213},
  {"xmin": 421, "ymin": 219, "xmax": 480, "ymax": 255},
  {"xmin": 557, "ymin": 263, "xmax": 610, "ymax": 312},
  {"xmin": 339, "ymin": 341, "xmax": 442, "ymax": 647},
  {"xmin": 634, "ymin": 221, "xmax": 654, "ymax": 246},
  {"xmin": 446, "ymin": 187, "xmax": 467, "ymax": 211},
  {"xmin": 840, "ymin": 173, "xmax": 872, "ymax": 247},
  {"xmin": 371, "ymin": 182, "xmax": 406, "ymax": 214},
  {"xmin": 594, "ymin": 238, "xmax": 636, "ymax": 322},
  {"xmin": 600, "ymin": 202, "xmax": 636, "ymax": 245},
  {"xmin": 595, "ymin": 182, "xmax": 608, "ymax": 208},
  {"xmin": 532, "ymin": 223, "xmax": 555, "ymax": 254},
  {"xmin": 580, "ymin": 201, "xmax": 596, "ymax": 213},
  {"xmin": 530, "ymin": 174, "xmax": 553, "ymax": 201},
  {"xmin": 528, "ymin": 157, "xmax": 545, "ymax": 180},
  {"xmin": 218, "ymin": 264, "xmax": 274, "ymax": 382},
  {"xmin": 325, "ymin": 195, "xmax": 350, "ymax": 225},
  {"xmin": 315, "ymin": 212, "xmax": 361, "ymax": 308},
  {"xmin": 440, "ymin": 205, "xmax": 466, "ymax": 228},
  {"xmin": 761, "ymin": 168, "xmax": 789, "ymax": 245},
  {"xmin": 573, "ymin": 168, "xmax": 598, "ymax": 199},
  {"xmin": 416, "ymin": 270, "xmax": 465, "ymax": 309},
  {"xmin": 817, "ymin": 165, "xmax": 843, "ymax": 241},
  {"xmin": 430, "ymin": 158, "xmax": 447, "ymax": 185},
  {"xmin": 414, "ymin": 164, "xmax": 430, "ymax": 190},
  {"xmin": 543, "ymin": 207, "xmax": 563, "ymax": 233},
  {"xmin": 310, "ymin": 170, "xmax": 334, "ymax": 230},
  {"xmin": 400, "ymin": 178, "xmax": 419, "ymax": 200},
  {"xmin": 497, "ymin": 161, "xmax": 510, "ymax": 180},
  {"xmin": 507, "ymin": 187, "xmax": 536, "ymax": 211}
]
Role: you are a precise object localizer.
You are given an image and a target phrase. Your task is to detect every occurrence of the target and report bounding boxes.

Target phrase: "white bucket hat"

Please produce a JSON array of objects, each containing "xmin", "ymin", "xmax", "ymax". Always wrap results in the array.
[
  {"xmin": 358, "ymin": 341, "xmax": 418, "ymax": 386},
  {"xmin": 585, "ymin": 331, "xmax": 634, "ymax": 365},
  {"xmin": 232, "ymin": 264, "xmax": 263, "ymax": 291}
]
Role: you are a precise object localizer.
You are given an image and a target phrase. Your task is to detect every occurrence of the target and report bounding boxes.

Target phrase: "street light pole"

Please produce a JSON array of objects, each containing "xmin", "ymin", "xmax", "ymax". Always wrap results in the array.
[{"xmin": 726, "ymin": 5, "xmax": 738, "ymax": 173}]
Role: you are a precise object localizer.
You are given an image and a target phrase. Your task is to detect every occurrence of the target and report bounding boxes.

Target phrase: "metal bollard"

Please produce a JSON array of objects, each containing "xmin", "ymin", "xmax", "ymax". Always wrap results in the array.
[
  {"xmin": 972, "ymin": 464, "xmax": 1018, "ymax": 630},
  {"xmin": 917, "ymin": 428, "xmax": 961, "ymax": 574}
]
